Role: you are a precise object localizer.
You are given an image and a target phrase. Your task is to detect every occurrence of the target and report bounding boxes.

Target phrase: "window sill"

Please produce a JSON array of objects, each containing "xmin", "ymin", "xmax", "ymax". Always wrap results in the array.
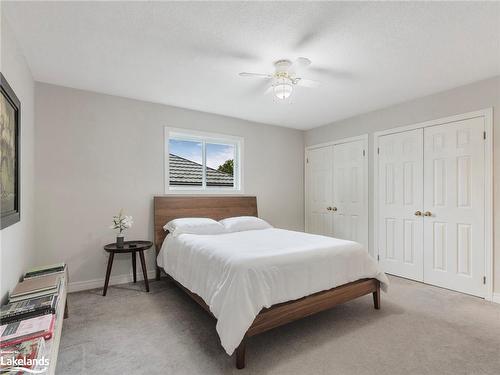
[{"xmin": 165, "ymin": 188, "xmax": 244, "ymax": 195}]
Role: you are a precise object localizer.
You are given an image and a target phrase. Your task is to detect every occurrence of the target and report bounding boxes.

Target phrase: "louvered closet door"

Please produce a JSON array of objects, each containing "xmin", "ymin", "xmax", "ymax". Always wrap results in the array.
[
  {"xmin": 423, "ymin": 118, "xmax": 485, "ymax": 297},
  {"xmin": 332, "ymin": 140, "xmax": 368, "ymax": 250},
  {"xmin": 378, "ymin": 129, "xmax": 424, "ymax": 281},
  {"xmin": 305, "ymin": 146, "xmax": 333, "ymax": 236}
]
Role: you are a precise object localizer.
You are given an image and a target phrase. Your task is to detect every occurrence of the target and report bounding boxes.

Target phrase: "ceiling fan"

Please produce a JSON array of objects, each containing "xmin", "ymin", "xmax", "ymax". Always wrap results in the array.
[{"xmin": 239, "ymin": 57, "xmax": 320, "ymax": 100}]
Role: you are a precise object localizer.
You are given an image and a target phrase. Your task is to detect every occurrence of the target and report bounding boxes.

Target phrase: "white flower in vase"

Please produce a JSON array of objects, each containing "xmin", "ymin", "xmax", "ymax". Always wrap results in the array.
[{"xmin": 110, "ymin": 209, "xmax": 133, "ymax": 247}]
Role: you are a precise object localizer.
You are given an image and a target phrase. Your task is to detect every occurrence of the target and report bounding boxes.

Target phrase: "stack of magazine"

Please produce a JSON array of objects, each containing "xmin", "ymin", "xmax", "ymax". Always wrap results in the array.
[
  {"xmin": 0, "ymin": 314, "xmax": 55, "ymax": 348},
  {"xmin": 0, "ymin": 263, "xmax": 66, "ymax": 352},
  {"xmin": 0, "ymin": 337, "xmax": 47, "ymax": 374},
  {"xmin": 1, "ymin": 295, "xmax": 58, "ymax": 324},
  {"xmin": 24, "ymin": 263, "xmax": 66, "ymax": 280},
  {"xmin": 8, "ymin": 273, "xmax": 62, "ymax": 303}
]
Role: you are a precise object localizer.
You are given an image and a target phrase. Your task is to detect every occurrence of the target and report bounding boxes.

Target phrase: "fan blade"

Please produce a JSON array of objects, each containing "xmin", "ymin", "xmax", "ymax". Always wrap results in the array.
[
  {"xmin": 294, "ymin": 27, "xmax": 327, "ymax": 50},
  {"xmin": 295, "ymin": 57, "xmax": 312, "ymax": 68},
  {"xmin": 290, "ymin": 57, "xmax": 312, "ymax": 77},
  {"xmin": 308, "ymin": 67, "xmax": 353, "ymax": 80},
  {"xmin": 295, "ymin": 78, "xmax": 320, "ymax": 88},
  {"xmin": 293, "ymin": 13, "xmax": 332, "ymax": 50},
  {"xmin": 239, "ymin": 72, "xmax": 273, "ymax": 79}
]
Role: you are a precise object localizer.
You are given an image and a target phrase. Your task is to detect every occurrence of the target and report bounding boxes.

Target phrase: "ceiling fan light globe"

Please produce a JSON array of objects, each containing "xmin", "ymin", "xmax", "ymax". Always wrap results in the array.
[{"xmin": 274, "ymin": 83, "xmax": 293, "ymax": 100}]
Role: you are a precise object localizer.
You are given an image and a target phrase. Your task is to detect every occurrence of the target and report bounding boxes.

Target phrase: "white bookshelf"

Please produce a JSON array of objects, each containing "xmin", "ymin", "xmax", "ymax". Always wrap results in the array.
[{"xmin": 43, "ymin": 269, "xmax": 68, "ymax": 375}]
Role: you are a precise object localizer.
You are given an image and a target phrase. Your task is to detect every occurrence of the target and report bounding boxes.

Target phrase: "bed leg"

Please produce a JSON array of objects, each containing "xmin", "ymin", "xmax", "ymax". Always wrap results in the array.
[
  {"xmin": 236, "ymin": 339, "xmax": 246, "ymax": 369},
  {"xmin": 373, "ymin": 281, "xmax": 380, "ymax": 310},
  {"xmin": 155, "ymin": 266, "xmax": 161, "ymax": 281}
]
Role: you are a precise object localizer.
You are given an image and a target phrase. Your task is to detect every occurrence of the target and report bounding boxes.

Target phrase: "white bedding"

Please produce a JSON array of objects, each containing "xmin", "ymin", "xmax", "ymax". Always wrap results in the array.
[{"xmin": 157, "ymin": 228, "xmax": 389, "ymax": 355}]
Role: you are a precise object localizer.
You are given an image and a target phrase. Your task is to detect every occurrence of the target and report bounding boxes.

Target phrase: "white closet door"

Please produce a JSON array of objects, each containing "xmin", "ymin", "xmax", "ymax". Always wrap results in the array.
[
  {"xmin": 332, "ymin": 140, "xmax": 368, "ymax": 250},
  {"xmin": 378, "ymin": 129, "xmax": 424, "ymax": 281},
  {"xmin": 423, "ymin": 118, "xmax": 485, "ymax": 297},
  {"xmin": 305, "ymin": 146, "xmax": 333, "ymax": 236}
]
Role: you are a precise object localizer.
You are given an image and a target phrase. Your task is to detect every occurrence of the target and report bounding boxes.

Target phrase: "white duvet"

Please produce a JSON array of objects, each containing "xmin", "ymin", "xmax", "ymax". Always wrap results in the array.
[{"xmin": 157, "ymin": 228, "xmax": 389, "ymax": 355}]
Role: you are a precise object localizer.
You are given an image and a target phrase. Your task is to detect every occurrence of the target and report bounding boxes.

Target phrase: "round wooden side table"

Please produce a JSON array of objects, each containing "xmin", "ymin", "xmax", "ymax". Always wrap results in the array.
[{"xmin": 102, "ymin": 240, "xmax": 153, "ymax": 296}]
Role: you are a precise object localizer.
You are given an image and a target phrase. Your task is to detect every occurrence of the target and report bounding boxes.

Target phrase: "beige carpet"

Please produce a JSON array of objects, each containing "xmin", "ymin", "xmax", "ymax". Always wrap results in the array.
[{"xmin": 57, "ymin": 276, "xmax": 500, "ymax": 374}]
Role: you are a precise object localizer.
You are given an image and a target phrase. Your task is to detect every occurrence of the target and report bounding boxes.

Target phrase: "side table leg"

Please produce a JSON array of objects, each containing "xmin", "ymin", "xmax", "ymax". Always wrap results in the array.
[
  {"xmin": 373, "ymin": 281, "xmax": 381, "ymax": 310},
  {"xmin": 139, "ymin": 250, "xmax": 150, "ymax": 292},
  {"xmin": 103, "ymin": 252, "xmax": 114, "ymax": 296},
  {"xmin": 132, "ymin": 251, "xmax": 137, "ymax": 283}
]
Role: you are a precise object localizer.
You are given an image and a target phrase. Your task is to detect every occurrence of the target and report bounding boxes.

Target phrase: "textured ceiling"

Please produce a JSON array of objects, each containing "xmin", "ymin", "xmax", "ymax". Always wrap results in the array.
[{"xmin": 3, "ymin": 1, "xmax": 500, "ymax": 129}]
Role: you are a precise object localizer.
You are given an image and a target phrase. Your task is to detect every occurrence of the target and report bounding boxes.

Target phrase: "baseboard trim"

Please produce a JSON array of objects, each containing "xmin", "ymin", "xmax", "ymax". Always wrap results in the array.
[
  {"xmin": 68, "ymin": 273, "xmax": 500, "ymax": 303},
  {"xmin": 492, "ymin": 293, "xmax": 500, "ymax": 304},
  {"xmin": 68, "ymin": 269, "xmax": 157, "ymax": 293}
]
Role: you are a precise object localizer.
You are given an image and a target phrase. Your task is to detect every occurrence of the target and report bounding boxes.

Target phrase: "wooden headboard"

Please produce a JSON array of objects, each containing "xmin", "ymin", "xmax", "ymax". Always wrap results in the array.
[{"xmin": 153, "ymin": 196, "xmax": 258, "ymax": 253}]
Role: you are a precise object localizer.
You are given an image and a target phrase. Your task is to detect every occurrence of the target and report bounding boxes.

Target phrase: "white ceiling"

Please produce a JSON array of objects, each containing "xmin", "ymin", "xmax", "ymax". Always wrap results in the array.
[{"xmin": 3, "ymin": 2, "xmax": 500, "ymax": 130}]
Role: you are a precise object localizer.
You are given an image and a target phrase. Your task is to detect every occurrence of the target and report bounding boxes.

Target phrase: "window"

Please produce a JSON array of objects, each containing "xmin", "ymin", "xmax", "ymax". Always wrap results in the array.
[{"xmin": 165, "ymin": 128, "xmax": 243, "ymax": 193}]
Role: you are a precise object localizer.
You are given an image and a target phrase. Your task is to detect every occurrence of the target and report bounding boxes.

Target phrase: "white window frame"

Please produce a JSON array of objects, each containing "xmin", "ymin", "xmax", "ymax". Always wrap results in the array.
[{"xmin": 164, "ymin": 127, "xmax": 244, "ymax": 194}]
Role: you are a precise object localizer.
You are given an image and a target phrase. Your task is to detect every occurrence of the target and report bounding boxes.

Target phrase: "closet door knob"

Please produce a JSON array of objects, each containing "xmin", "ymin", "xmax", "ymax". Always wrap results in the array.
[
  {"xmin": 326, "ymin": 207, "xmax": 332, "ymax": 211},
  {"xmin": 414, "ymin": 211, "xmax": 422, "ymax": 216},
  {"xmin": 332, "ymin": 207, "xmax": 338, "ymax": 212},
  {"xmin": 424, "ymin": 211, "xmax": 432, "ymax": 217}
]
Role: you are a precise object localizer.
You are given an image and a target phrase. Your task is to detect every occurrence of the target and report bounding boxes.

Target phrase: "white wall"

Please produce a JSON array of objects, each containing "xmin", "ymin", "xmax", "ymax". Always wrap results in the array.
[
  {"xmin": 34, "ymin": 83, "xmax": 304, "ymax": 290},
  {"xmin": 305, "ymin": 76, "xmax": 500, "ymax": 293},
  {"xmin": 0, "ymin": 17, "xmax": 36, "ymax": 302}
]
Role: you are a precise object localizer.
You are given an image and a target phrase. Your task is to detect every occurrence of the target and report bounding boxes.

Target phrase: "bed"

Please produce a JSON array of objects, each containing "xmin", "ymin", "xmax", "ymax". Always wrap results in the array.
[{"xmin": 154, "ymin": 196, "xmax": 388, "ymax": 369}]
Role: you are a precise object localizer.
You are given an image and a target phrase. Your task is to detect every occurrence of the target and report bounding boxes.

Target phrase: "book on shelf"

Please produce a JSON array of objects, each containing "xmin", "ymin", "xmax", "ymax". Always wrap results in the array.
[
  {"xmin": 24, "ymin": 263, "xmax": 66, "ymax": 279},
  {"xmin": 0, "ymin": 314, "xmax": 55, "ymax": 348},
  {"xmin": 8, "ymin": 278, "xmax": 62, "ymax": 304},
  {"xmin": 10, "ymin": 274, "xmax": 61, "ymax": 299},
  {"xmin": 0, "ymin": 295, "xmax": 58, "ymax": 325},
  {"xmin": 0, "ymin": 337, "xmax": 46, "ymax": 375}
]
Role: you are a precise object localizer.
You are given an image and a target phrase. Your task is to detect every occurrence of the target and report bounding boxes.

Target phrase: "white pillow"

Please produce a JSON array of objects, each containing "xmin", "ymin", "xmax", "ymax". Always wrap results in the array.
[
  {"xmin": 219, "ymin": 216, "xmax": 272, "ymax": 233},
  {"xmin": 163, "ymin": 218, "xmax": 227, "ymax": 236}
]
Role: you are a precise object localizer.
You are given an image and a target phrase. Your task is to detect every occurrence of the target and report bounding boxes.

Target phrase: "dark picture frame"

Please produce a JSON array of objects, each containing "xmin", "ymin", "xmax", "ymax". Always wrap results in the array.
[{"xmin": 1, "ymin": 73, "xmax": 21, "ymax": 229}]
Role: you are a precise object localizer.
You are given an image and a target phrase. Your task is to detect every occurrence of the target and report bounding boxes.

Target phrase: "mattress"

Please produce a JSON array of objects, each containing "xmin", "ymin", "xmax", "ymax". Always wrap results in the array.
[{"xmin": 157, "ymin": 228, "xmax": 389, "ymax": 354}]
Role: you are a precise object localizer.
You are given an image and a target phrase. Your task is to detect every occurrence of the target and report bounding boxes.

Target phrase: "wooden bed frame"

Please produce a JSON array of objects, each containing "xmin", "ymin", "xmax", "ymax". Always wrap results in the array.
[{"xmin": 154, "ymin": 196, "xmax": 380, "ymax": 369}]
